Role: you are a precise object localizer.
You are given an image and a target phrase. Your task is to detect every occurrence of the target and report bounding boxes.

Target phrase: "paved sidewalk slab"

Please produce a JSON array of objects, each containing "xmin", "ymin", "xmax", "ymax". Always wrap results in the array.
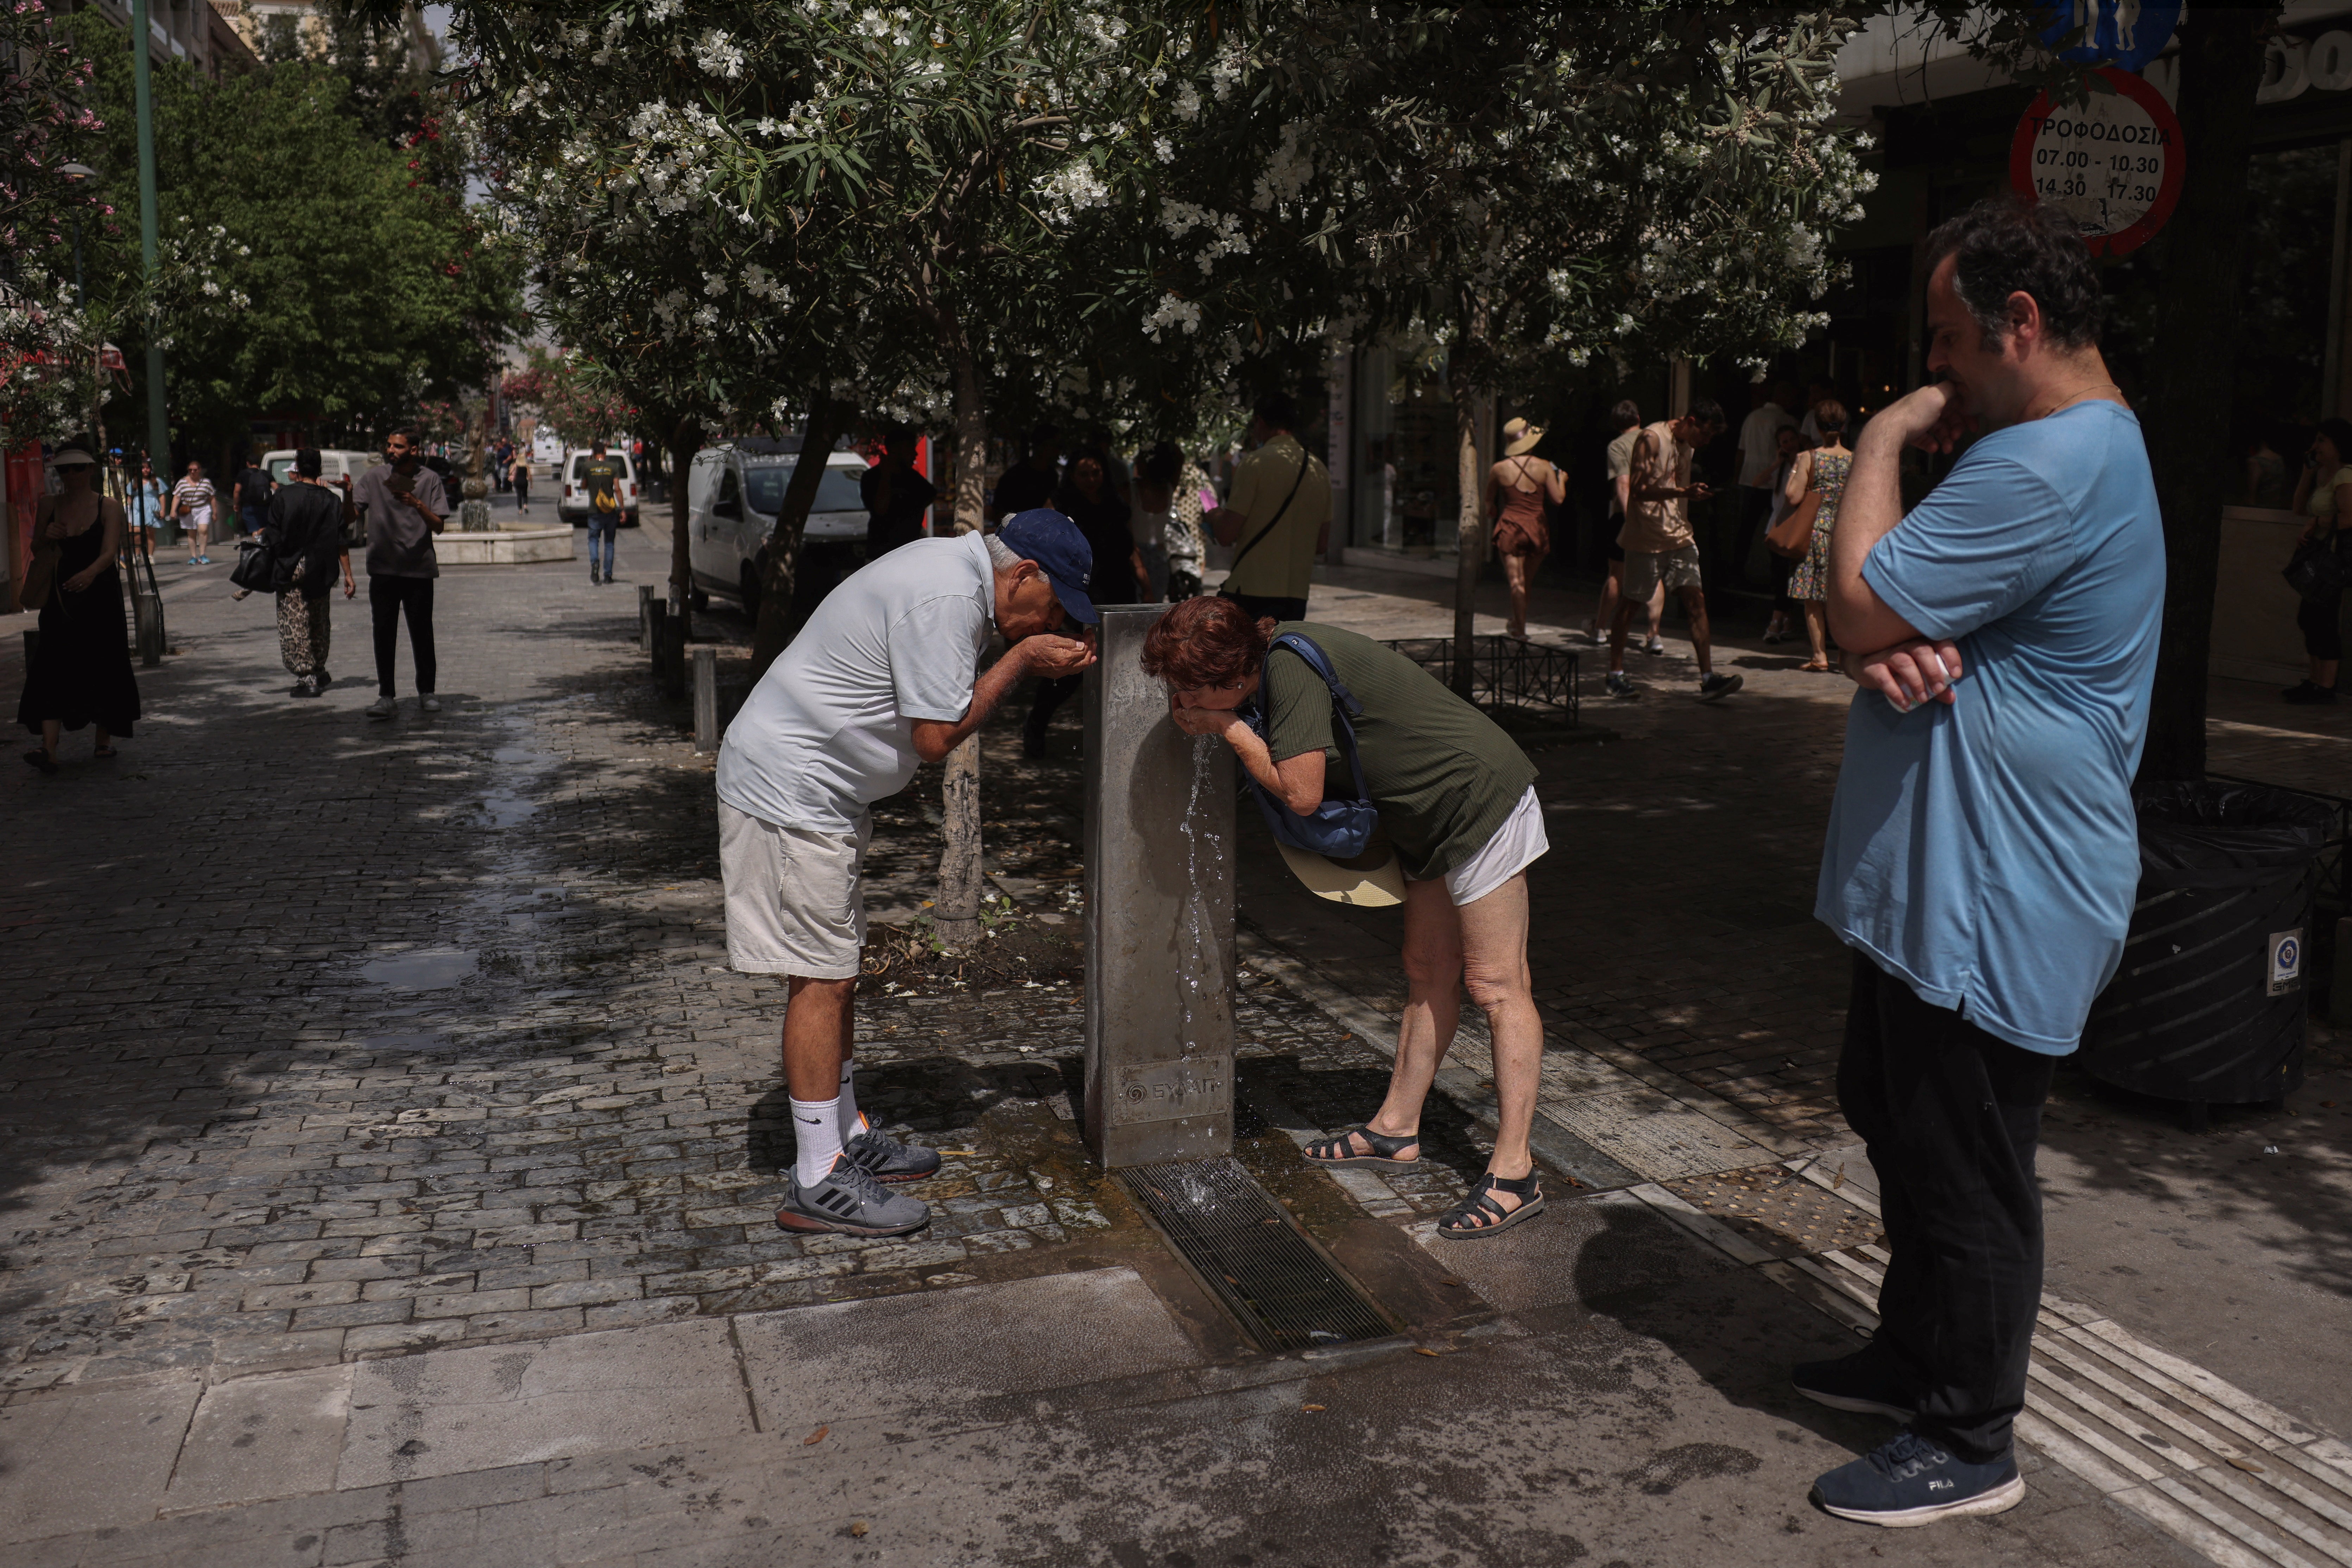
[
  {"xmin": 166, "ymin": 1363, "xmax": 352, "ymax": 1511},
  {"xmin": 735, "ymin": 1265, "xmax": 1203, "ymax": 1431},
  {"xmin": 0, "ymin": 1376, "xmax": 200, "ymax": 1541},
  {"xmin": 340, "ymin": 1319, "xmax": 751, "ymax": 1486}
]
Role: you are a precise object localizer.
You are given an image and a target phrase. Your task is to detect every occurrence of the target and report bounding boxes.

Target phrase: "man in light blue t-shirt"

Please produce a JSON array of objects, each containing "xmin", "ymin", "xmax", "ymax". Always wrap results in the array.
[
  {"xmin": 1797, "ymin": 200, "xmax": 2163, "ymax": 1528},
  {"xmin": 715, "ymin": 511, "xmax": 1098, "ymax": 1240}
]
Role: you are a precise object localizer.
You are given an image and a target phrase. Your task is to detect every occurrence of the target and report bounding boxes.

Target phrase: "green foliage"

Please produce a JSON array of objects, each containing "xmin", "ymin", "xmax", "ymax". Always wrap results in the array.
[
  {"xmin": 49, "ymin": 8, "xmax": 525, "ymax": 458},
  {"xmin": 502, "ymin": 345, "xmax": 640, "ymax": 445}
]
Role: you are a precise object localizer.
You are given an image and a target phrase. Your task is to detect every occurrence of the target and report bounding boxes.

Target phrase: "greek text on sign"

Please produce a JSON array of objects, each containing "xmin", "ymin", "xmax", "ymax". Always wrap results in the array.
[
  {"xmin": 2008, "ymin": 66, "xmax": 2185, "ymax": 258},
  {"xmin": 1112, "ymin": 1057, "xmax": 1232, "ymax": 1126}
]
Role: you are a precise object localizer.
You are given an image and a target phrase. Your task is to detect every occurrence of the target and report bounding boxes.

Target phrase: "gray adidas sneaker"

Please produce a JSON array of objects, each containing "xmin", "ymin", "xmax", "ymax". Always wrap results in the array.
[
  {"xmin": 843, "ymin": 1127, "xmax": 942, "ymax": 1185},
  {"xmin": 776, "ymin": 1159, "xmax": 929, "ymax": 1237}
]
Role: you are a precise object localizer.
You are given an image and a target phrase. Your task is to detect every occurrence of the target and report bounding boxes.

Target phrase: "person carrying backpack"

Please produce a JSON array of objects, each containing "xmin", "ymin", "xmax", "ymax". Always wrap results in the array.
[{"xmin": 1140, "ymin": 596, "xmax": 1549, "ymax": 1241}]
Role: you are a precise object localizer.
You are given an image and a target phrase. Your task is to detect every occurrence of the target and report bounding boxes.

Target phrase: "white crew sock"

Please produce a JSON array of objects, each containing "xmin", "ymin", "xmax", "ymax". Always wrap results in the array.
[
  {"xmin": 836, "ymin": 1061, "xmax": 866, "ymax": 1140},
  {"xmin": 791, "ymin": 1096, "xmax": 844, "ymax": 1188}
]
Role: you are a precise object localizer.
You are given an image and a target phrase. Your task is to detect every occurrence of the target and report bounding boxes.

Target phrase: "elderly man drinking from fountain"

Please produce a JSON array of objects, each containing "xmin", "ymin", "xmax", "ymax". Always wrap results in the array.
[{"xmin": 716, "ymin": 509, "xmax": 1099, "ymax": 1239}]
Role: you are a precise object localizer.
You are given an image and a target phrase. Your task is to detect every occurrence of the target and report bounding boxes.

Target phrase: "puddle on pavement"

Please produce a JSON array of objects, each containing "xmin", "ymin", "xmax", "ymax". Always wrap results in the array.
[
  {"xmin": 482, "ymin": 744, "xmax": 546, "ymax": 828},
  {"xmin": 359, "ymin": 950, "xmax": 478, "ymax": 990}
]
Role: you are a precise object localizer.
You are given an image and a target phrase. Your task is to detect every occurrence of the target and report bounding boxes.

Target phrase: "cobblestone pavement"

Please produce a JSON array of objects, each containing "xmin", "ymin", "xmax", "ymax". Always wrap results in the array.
[{"xmin": 4, "ymin": 539, "xmax": 2349, "ymax": 1566}]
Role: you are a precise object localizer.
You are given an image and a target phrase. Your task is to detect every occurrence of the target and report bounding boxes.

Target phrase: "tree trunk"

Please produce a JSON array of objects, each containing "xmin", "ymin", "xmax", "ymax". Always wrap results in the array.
[
  {"xmin": 1449, "ymin": 309, "xmax": 1489, "ymax": 698},
  {"xmin": 750, "ymin": 392, "xmax": 841, "ymax": 679},
  {"xmin": 667, "ymin": 412, "xmax": 700, "ymax": 623},
  {"xmin": 935, "ymin": 332, "xmax": 991, "ymax": 951},
  {"xmin": 2136, "ymin": 6, "xmax": 2272, "ymax": 783},
  {"xmin": 950, "ymin": 336, "xmax": 988, "ymax": 535}
]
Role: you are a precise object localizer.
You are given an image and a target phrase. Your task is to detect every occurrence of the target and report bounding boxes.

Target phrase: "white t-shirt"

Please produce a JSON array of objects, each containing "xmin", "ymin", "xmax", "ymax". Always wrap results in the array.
[
  {"xmin": 716, "ymin": 532, "xmax": 995, "ymax": 833},
  {"xmin": 1737, "ymin": 402, "xmax": 1795, "ymax": 487}
]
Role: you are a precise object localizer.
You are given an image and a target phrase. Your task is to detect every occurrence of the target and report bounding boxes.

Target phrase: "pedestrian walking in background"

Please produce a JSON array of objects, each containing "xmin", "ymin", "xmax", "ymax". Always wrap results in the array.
[
  {"xmin": 231, "ymin": 451, "xmax": 274, "ymax": 540},
  {"xmin": 716, "ymin": 513, "xmax": 1098, "ymax": 1237},
  {"xmin": 268, "ymin": 448, "xmax": 356, "ymax": 698},
  {"xmin": 356, "ymin": 429, "xmax": 448, "ymax": 719},
  {"xmin": 1021, "ymin": 453, "xmax": 1145, "ymax": 757},
  {"xmin": 1785, "ymin": 399, "xmax": 1855, "ymax": 672},
  {"xmin": 1761, "ymin": 425, "xmax": 1807, "ymax": 646},
  {"xmin": 2285, "ymin": 417, "xmax": 2352, "ymax": 704},
  {"xmin": 16, "ymin": 439, "xmax": 140, "ymax": 774},
  {"xmin": 1588, "ymin": 400, "xmax": 1664, "ymax": 654},
  {"xmin": 1142, "ymin": 599, "xmax": 1549, "ymax": 1240},
  {"xmin": 1607, "ymin": 400, "xmax": 1739, "ymax": 701},
  {"xmin": 126, "ymin": 457, "xmax": 164, "ymax": 566},
  {"xmin": 989, "ymin": 425, "xmax": 1061, "ymax": 523},
  {"xmin": 1212, "ymin": 391, "xmax": 1331, "ymax": 623},
  {"xmin": 493, "ymin": 438, "xmax": 513, "ymax": 494},
  {"xmin": 581, "ymin": 438, "xmax": 623, "ymax": 585},
  {"xmin": 172, "ymin": 461, "xmax": 216, "ymax": 565},
  {"xmin": 510, "ymin": 447, "xmax": 533, "ymax": 516},
  {"xmin": 1484, "ymin": 417, "xmax": 1565, "ymax": 641},
  {"xmin": 1733, "ymin": 381, "xmax": 1797, "ymax": 586},
  {"xmin": 1805, "ymin": 198, "xmax": 2161, "ymax": 1528},
  {"xmin": 859, "ymin": 425, "xmax": 935, "ymax": 560},
  {"xmin": 1797, "ymin": 378, "xmax": 1837, "ymax": 445}
]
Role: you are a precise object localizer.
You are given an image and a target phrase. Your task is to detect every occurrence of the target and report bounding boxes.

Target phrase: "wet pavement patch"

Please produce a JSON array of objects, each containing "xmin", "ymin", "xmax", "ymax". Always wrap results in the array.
[{"xmin": 357, "ymin": 950, "xmax": 479, "ymax": 990}]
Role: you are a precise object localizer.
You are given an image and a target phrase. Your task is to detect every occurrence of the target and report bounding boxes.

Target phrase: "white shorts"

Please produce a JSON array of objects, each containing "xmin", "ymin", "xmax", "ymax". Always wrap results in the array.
[
  {"xmin": 1418, "ymin": 786, "xmax": 1549, "ymax": 907},
  {"xmin": 719, "ymin": 801, "xmax": 871, "ymax": 979},
  {"xmin": 1621, "ymin": 545, "xmax": 1702, "ymax": 601}
]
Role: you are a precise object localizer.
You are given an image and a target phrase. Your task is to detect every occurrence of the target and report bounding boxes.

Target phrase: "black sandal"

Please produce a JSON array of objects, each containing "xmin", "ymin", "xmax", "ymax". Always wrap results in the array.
[
  {"xmin": 1303, "ymin": 1125, "xmax": 1422, "ymax": 1168},
  {"xmin": 21, "ymin": 750, "xmax": 56, "ymax": 776},
  {"xmin": 1436, "ymin": 1171, "xmax": 1545, "ymax": 1239}
]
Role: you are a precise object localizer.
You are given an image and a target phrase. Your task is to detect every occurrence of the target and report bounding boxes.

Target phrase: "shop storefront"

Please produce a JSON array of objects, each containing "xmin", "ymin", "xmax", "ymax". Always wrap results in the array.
[{"xmin": 1819, "ymin": 6, "xmax": 2352, "ymax": 682}]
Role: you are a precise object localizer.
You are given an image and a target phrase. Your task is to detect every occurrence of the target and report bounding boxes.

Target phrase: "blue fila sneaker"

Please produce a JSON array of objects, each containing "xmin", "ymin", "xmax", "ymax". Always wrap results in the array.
[{"xmin": 1811, "ymin": 1430, "xmax": 2025, "ymax": 1526}]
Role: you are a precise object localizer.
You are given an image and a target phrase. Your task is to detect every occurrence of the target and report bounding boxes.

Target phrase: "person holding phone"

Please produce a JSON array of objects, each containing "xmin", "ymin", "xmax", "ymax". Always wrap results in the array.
[
  {"xmin": 354, "ymin": 428, "xmax": 448, "ymax": 719},
  {"xmin": 1606, "ymin": 399, "xmax": 1740, "ymax": 701}
]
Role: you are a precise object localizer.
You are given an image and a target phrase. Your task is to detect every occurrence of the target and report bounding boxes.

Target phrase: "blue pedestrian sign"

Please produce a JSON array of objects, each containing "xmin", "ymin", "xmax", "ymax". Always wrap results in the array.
[
  {"xmin": 2269, "ymin": 929, "xmax": 2303, "ymax": 997},
  {"xmin": 2040, "ymin": 0, "xmax": 2182, "ymax": 75}
]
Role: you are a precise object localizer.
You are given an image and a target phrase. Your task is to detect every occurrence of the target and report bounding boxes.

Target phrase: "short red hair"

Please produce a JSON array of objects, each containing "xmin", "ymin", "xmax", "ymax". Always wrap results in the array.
[{"xmin": 1139, "ymin": 596, "xmax": 1276, "ymax": 690}]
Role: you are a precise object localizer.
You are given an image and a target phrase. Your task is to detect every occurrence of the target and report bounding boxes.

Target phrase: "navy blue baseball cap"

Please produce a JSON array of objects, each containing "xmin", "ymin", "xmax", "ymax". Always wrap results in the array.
[{"xmin": 998, "ymin": 508, "xmax": 1098, "ymax": 625}]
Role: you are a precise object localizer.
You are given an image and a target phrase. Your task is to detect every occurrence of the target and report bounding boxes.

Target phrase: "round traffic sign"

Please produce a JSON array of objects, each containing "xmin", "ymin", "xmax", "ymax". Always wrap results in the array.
[{"xmin": 2010, "ymin": 67, "xmax": 2185, "ymax": 257}]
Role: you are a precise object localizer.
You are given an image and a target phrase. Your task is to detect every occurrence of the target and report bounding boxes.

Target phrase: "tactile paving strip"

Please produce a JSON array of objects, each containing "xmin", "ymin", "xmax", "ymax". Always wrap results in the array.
[{"xmin": 1660, "ymin": 1166, "xmax": 1884, "ymax": 1258}]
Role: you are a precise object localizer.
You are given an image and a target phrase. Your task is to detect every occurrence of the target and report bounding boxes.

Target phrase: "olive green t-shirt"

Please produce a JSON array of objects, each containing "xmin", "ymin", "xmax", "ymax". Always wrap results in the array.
[{"xmin": 1261, "ymin": 623, "xmax": 1536, "ymax": 881}]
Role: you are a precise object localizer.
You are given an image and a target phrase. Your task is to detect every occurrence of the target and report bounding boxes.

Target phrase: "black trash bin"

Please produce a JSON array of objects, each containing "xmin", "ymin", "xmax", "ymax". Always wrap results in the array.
[{"xmin": 2079, "ymin": 782, "xmax": 2335, "ymax": 1127}]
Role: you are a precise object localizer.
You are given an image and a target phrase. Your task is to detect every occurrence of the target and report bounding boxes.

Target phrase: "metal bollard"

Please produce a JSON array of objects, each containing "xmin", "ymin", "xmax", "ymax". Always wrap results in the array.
[
  {"xmin": 647, "ymin": 599, "xmax": 669, "ymax": 676},
  {"xmin": 132, "ymin": 588, "xmax": 163, "ymax": 666},
  {"xmin": 691, "ymin": 645, "xmax": 719, "ymax": 752},
  {"xmin": 638, "ymin": 584, "xmax": 654, "ymax": 651},
  {"xmin": 662, "ymin": 606, "xmax": 688, "ymax": 698}
]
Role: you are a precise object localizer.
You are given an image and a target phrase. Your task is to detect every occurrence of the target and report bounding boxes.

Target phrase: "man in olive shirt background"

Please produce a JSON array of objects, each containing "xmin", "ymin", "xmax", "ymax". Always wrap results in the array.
[
  {"xmin": 581, "ymin": 438, "xmax": 624, "ymax": 585},
  {"xmin": 356, "ymin": 428, "xmax": 448, "ymax": 719},
  {"xmin": 1212, "ymin": 391, "xmax": 1331, "ymax": 622}
]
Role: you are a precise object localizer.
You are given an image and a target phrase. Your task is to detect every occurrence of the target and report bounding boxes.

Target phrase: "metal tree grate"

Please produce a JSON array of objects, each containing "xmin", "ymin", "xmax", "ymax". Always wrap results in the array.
[
  {"xmin": 1379, "ymin": 635, "xmax": 1579, "ymax": 722},
  {"xmin": 1121, "ymin": 1157, "xmax": 1394, "ymax": 1352}
]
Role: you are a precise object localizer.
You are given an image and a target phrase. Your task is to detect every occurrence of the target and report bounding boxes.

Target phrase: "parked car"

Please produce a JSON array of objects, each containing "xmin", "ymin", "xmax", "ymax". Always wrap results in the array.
[
  {"xmin": 558, "ymin": 446, "xmax": 640, "ymax": 526},
  {"xmin": 685, "ymin": 441, "xmax": 879, "ymax": 616}
]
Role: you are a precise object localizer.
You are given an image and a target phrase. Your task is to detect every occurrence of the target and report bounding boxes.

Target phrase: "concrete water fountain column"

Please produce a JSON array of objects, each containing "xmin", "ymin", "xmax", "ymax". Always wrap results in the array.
[{"xmin": 1082, "ymin": 603, "xmax": 1237, "ymax": 1169}]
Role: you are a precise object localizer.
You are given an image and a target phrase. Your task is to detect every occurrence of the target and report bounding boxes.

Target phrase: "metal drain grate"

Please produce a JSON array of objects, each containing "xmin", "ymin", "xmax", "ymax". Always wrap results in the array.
[{"xmin": 1122, "ymin": 1157, "xmax": 1394, "ymax": 1352}]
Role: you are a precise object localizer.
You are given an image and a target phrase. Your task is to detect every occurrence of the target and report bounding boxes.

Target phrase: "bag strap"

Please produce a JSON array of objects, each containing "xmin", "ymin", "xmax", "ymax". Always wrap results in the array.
[
  {"xmin": 1254, "ymin": 632, "xmax": 1373, "ymax": 805},
  {"xmin": 1227, "ymin": 445, "xmax": 1314, "ymax": 573}
]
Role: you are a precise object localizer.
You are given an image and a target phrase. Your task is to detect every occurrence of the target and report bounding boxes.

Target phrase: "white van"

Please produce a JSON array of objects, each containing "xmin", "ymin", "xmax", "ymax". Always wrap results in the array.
[
  {"xmin": 558, "ymin": 447, "xmax": 640, "ymax": 526},
  {"xmin": 262, "ymin": 448, "xmax": 377, "ymax": 488},
  {"xmin": 530, "ymin": 430, "xmax": 562, "ymax": 467},
  {"xmin": 685, "ymin": 442, "xmax": 879, "ymax": 614}
]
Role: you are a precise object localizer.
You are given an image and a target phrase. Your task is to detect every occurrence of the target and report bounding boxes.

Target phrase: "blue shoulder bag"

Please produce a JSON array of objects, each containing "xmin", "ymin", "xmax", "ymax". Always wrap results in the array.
[{"xmin": 1240, "ymin": 633, "xmax": 1381, "ymax": 858}]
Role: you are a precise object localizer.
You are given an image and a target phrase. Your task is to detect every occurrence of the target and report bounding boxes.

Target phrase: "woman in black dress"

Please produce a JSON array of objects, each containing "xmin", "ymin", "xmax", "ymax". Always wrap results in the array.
[{"xmin": 17, "ymin": 439, "xmax": 141, "ymax": 773}]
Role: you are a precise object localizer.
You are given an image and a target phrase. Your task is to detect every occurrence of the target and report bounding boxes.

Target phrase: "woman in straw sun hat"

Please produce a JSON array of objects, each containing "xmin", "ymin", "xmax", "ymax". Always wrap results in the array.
[
  {"xmin": 1141, "ymin": 596, "xmax": 1553, "ymax": 1241},
  {"xmin": 1484, "ymin": 416, "xmax": 1566, "ymax": 640}
]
